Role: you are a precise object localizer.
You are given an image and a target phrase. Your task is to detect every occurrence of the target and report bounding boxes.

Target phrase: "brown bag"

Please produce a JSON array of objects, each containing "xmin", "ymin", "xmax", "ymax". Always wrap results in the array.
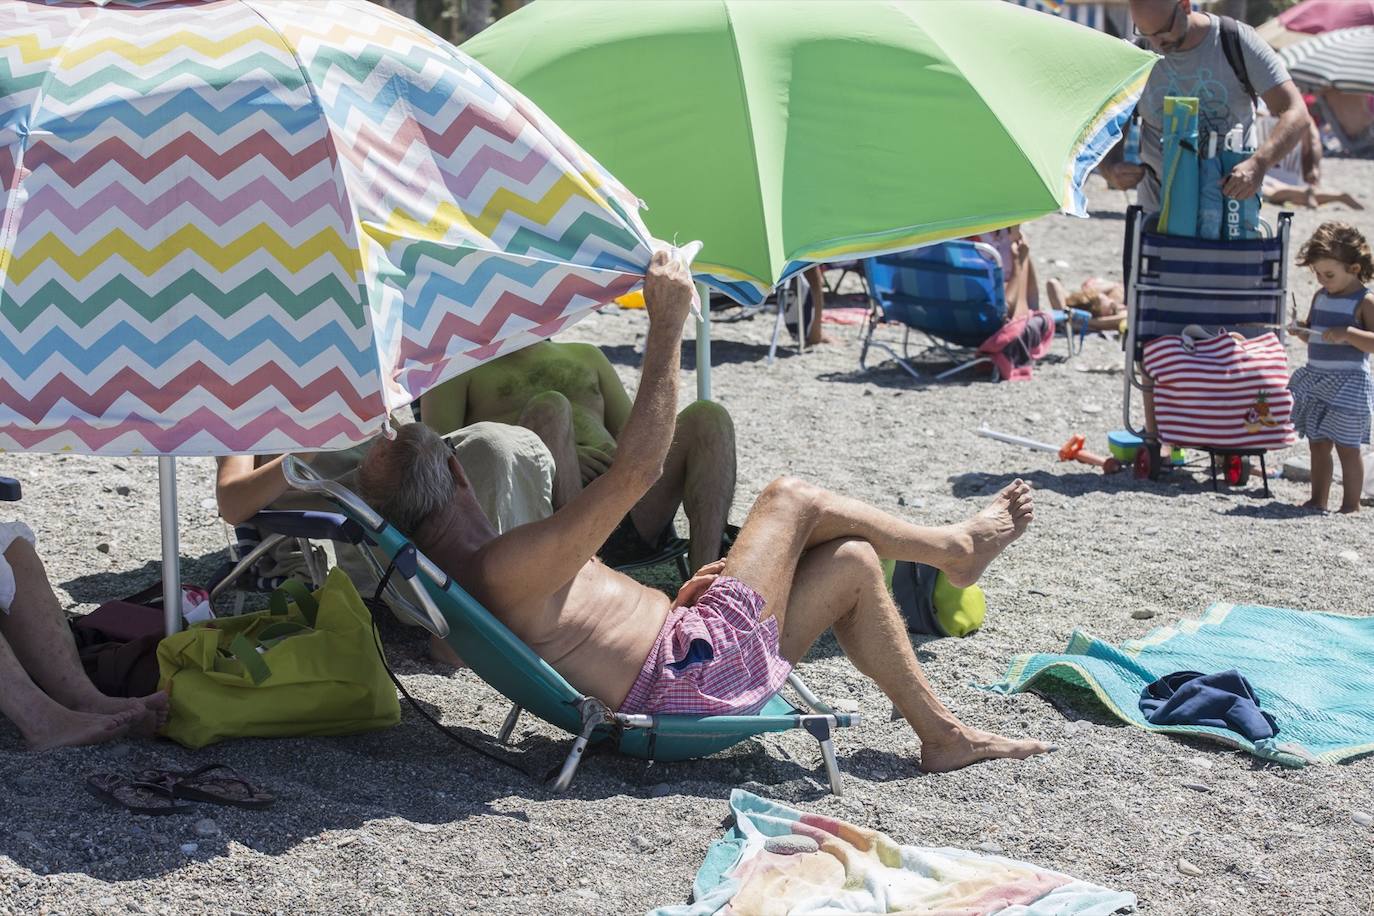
[{"xmin": 69, "ymin": 601, "xmax": 163, "ymax": 698}]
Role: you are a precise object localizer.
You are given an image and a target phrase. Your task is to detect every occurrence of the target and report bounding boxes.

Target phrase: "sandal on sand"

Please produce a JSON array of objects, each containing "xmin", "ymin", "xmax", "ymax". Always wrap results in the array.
[
  {"xmin": 85, "ymin": 772, "xmax": 192, "ymax": 816},
  {"xmin": 138, "ymin": 763, "xmax": 274, "ymax": 809}
]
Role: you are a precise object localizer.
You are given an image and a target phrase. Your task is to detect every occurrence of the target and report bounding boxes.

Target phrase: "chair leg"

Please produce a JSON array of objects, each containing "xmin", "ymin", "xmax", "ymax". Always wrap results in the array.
[
  {"xmin": 551, "ymin": 698, "xmax": 610, "ymax": 793},
  {"xmin": 497, "ymin": 704, "xmax": 522, "ymax": 745},
  {"xmin": 803, "ymin": 717, "xmax": 843, "ymax": 796},
  {"xmin": 208, "ymin": 533, "xmax": 288, "ymax": 602},
  {"xmin": 767, "ymin": 292, "xmax": 787, "ymax": 366},
  {"xmin": 935, "ymin": 356, "xmax": 989, "ymax": 380}
]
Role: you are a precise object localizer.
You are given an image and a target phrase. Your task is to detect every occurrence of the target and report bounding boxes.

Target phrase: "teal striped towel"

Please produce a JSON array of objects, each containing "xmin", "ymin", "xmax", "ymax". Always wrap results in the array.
[{"xmin": 986, "ymin": 603, "xmax": 1374, "ymax": 766}]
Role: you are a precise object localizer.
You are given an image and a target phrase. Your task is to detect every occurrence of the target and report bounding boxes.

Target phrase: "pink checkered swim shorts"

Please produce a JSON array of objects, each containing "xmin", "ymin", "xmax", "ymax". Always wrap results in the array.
[{"xmin": 618, "ymin": 576, "xmax": 793, "ymax": 717}]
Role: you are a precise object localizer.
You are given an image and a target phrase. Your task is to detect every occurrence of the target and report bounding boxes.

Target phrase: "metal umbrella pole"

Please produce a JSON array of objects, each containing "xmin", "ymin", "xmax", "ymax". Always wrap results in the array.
[
  {"xmin": 695, "ymin": 280, "xmax": 712, "ymax": 401},
  {"xmin": 158, "ymin": 457, "xmax": 182, "ymax": 637}
]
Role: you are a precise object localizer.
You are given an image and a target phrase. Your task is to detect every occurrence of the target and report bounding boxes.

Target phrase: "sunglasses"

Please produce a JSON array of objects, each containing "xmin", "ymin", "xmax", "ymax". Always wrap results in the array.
[{"xmin": 1131, "ymin": 2, "xmax": 1182, "ymax": 41}]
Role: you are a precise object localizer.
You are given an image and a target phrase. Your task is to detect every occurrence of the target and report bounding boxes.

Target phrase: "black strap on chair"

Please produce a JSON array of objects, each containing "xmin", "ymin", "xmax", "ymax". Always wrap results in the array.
[{"xmin": 366, "ymin": 558, "xmax": 531, "ymax": 779}]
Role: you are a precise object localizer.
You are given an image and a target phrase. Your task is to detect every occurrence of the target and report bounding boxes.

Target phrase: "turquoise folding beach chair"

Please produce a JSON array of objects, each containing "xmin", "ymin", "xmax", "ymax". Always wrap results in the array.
[{"xmin": 276, "ymin": 458, "xmax": 859, "ymax": 793}]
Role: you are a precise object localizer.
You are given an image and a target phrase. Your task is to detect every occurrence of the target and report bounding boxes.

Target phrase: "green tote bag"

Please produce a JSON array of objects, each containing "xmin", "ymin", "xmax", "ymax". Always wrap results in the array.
[{"xmin": 157, "ymin": 568, "xmax": 401, "ymax": 748}]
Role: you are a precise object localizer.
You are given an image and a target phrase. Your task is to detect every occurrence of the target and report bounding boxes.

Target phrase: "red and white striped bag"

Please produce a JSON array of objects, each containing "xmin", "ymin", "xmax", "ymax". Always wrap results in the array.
[{"xmin": 1141, "ymin": 332, "xmax": 1297, "ymax": 449}]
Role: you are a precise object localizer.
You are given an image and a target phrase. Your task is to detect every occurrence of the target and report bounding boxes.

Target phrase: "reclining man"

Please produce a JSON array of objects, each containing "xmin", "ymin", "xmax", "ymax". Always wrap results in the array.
[
  {"xmin": 420, "ymin": 330, "xmax": 734, "ymax": 573},
  {"xmin": 362, "ymin": 251, "xmax": 1051, "ymax": 772}
]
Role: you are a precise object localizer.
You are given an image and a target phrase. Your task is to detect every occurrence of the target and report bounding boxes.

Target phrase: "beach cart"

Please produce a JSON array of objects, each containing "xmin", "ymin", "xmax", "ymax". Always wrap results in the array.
[{"xmin": 1120, "ymin": 206, "xmax": 1297, "ymax": 496}]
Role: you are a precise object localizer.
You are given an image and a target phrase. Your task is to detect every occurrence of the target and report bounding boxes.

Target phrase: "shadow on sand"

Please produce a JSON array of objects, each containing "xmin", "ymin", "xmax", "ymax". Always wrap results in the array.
[{"xmin": 6, "ymin": 555, "xmax": 863, "ymax": 883}]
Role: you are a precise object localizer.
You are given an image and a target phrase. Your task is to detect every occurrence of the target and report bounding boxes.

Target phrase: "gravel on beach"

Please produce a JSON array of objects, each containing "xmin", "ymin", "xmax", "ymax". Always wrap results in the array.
[{"xmin": 1, "ymin": 164, "xmax": 1372, "ymax": 916}]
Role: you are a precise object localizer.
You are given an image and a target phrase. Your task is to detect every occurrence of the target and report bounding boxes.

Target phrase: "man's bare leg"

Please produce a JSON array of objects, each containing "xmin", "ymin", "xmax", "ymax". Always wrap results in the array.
[
  {"xmin": 772, "ymin": 537, "xmax": 1052, "ymax": 771},
  {"xmin": 722, "ymin": 476, "xmax": 1033, "ymax": 621},
  {"xmin": 630, "ymin": 401, "xmax": 735, "ymax": 571},
  {"xmin": 1, "ymin": 539, "xmax": 167, "ymax": 735},
  {"xmin": 517, "ymin": 391, "xmax": 582, "ymax": 509}
]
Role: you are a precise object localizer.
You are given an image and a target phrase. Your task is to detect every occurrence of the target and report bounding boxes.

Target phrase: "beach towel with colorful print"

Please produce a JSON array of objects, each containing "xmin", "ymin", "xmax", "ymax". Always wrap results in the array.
[{"xmin": 647, "ymin": 790, "xmax": 1135, "ymax": 915}]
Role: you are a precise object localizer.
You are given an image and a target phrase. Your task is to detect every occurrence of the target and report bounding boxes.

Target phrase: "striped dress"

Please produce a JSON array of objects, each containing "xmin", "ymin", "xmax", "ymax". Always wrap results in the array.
[{"xmin": 1288, "ymin": 287, "xmax": 1374, "ymax": 448}]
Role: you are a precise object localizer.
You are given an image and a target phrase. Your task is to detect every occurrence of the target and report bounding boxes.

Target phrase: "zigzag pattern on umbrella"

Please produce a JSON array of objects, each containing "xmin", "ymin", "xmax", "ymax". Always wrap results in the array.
[
  {"xmin": 1, "ymin": 0, "xmax": 654, "ymax": 456},
  {"xmin": 0, "ymin": 404, "xmax": 381, "ymax": 456}
]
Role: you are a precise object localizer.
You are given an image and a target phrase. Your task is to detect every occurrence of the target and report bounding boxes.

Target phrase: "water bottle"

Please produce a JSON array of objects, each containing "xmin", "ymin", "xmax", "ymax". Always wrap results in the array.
[{"xmin": 1123, "ymin": 118, "xmax": 1141, "ymax": 165}]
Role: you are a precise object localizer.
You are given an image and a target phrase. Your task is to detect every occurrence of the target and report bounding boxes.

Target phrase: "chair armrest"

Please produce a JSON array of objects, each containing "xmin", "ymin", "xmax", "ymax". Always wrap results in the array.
[
  {"xmin": 0, "ymin": 477, "xmax": 20, "ymax": 502},
  {"xmin": 247, "ymin": 510, "xmax": 366, "ymax": 545}
]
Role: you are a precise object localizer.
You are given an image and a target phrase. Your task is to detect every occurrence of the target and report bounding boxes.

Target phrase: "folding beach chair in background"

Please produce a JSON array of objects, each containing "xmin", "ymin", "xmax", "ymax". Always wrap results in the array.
[
  {"xmin": 859, "ymin": 242, "xmax": 1075, "ymax": 381},
  {"xmin": 271, "ymin": 457, "xmax": 858, "ymax": 794},
  {"xmin": 1121, "ymin": 205, "xmax": 1295, "ymax": 490}
]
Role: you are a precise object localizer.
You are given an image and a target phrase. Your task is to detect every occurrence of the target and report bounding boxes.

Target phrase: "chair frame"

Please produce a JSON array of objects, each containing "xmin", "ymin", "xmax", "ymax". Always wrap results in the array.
[
  {"xmin": 278, "ymin": 457, "xmax": 858, "ymax": 794},
  {"xmin": 1120, "ymin": 205, "xmax": 1293, "ymax": 496},
  {"xmin": 859, "ymin": 240, "xmax": 1006, "ymax": 381}
]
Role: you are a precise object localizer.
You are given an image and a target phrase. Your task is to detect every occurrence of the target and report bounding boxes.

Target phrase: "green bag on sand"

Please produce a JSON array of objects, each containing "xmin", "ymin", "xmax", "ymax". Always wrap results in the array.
[
  {"xmin": 883, "ymin": 559, "xmax": 986, "ymax": 638},
  {"xmin": 157, "ymin": 568, "xmax": 400, "ymax": 749}
]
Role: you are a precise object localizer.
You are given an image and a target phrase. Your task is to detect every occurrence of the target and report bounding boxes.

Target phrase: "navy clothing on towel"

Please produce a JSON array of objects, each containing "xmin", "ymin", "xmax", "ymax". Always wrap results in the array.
[{"xmin": 1139, "ymin": 670, "xmax": 1278, "ymax": 741}]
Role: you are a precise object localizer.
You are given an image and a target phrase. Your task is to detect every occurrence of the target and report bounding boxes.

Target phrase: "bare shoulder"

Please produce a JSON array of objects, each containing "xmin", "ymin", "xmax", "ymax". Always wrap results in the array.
[{"xmin": 560, "ymin": 341, "xmax": 613, "ymax": 367}]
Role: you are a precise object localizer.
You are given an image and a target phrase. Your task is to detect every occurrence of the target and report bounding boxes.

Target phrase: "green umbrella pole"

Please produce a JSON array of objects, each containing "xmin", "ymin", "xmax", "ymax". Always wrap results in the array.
[{"xmin": 695, "ymin": 280, "xmax": 711, "ymax": 401}]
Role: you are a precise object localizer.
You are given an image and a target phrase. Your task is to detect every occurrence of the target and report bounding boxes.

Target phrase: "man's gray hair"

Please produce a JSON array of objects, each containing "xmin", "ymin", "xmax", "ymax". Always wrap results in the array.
[{"xmin": 358, "ymin": 422, "xmax": 455, "ymax": 536}]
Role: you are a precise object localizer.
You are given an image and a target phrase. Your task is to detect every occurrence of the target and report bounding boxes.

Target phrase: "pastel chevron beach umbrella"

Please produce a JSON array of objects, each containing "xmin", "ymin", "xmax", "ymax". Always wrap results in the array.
[
  {"xmin": 0, "ymin": 0, "xmax": 656, "ymax": 628},
  {"xmin": 464, "ymin": 0, "xmax": 1156, "ymax": 309}
]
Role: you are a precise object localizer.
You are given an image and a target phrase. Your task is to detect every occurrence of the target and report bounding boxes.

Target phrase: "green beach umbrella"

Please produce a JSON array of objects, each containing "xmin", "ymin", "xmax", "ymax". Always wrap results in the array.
[{"xmin": 465, "ymin": 0, "xmax": 1154, "ymax": 394}]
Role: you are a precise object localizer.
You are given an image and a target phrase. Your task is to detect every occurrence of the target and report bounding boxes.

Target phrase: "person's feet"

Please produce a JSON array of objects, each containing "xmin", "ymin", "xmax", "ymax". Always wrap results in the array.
[
  {"xmin": 943, "ymin": 480, "xmax": 1034, "ymax": 588},
  {"xmin": 1299, "ymin": 499, "xmax": 1326, "ymax": 511},
  {"xmin": 918, "ymin": 725, "xmax": 1056, "ymax": 773},
  {"xmin": 72, "ymin": 691, "xmax": 169, "ymax": 737},
  {"xmin": 1339, "ymin": 502, "xmax": 1361, "ymax": 514},
  {"xmin": 24, "ymin": 706, "xmax": 139, "ymax": 751}
]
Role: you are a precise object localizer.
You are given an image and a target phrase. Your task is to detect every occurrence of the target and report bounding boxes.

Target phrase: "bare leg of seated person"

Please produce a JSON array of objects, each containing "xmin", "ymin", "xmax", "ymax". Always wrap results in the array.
[
  {"xmin": 518, "ymin": 390, "xmax": 582, "ymax": 510},
  {"xmin": 0, "ymin": 538, "xmax": 162, "ymax": 746},
  {"xmin": 629, "ymin": 401, "xmax": 735, "ymax": 572},
  {"xmin": 722, "ymin": 477, "xmax": 1052, "ymax": 772},
  {"xmin": 1263, "ymin": 181, "xmax": 1363, "ymax": 211}
]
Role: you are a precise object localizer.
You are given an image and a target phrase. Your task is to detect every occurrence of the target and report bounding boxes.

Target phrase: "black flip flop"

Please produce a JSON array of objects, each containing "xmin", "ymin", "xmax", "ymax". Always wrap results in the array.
[
  {"xmin": 138, "ymin": 763, "xmax": 275, "ymax": 810},
  {"xmin": 85, "ymin": 772, "xmax": 192, "ymax": 816}
]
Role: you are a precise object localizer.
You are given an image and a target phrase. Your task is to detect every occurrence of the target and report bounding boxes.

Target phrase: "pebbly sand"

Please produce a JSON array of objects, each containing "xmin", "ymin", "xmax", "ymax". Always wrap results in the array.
[{"xmin": 1, "ymin": 162, "xmax": 1372, "ymax": 915}]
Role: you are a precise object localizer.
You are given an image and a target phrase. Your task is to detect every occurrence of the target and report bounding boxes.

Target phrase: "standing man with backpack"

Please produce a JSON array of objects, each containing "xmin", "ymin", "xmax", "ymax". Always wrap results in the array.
[{"xmin": 1101, "ymin": 0, "xmax": 1314, "ymax": 213}]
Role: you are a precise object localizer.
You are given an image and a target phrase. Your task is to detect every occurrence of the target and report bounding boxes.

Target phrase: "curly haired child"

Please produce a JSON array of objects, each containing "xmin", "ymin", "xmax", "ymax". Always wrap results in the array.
[{"xmin": 1289, "ymin": 222, "xmax": 1374, "ymax": 513}]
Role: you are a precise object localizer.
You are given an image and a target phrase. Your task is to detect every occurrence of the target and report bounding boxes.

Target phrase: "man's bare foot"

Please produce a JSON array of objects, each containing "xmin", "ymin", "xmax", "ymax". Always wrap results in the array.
[
  {"xmin": 1339, "ymin": 503, "xmax": 1361, "ymax": 514},
  {"xmin": 73, "ymin": 691, "xmax": 169, "ymax": 737},
  {"xmin": 919, "ymin": 726, "xmax": 1056, "ymax": 773},
  {"xmin": 25, "ymin": 707, "xmax": 139, "ymax": 751},
  {"xmin": 429, "ymin": 635, "xmax": 468, "ymax": 669},
  {"xmin": 943, "ymin": 480, "xmax": 1034, "ymax": 588},
  {"xmin": 1299, "ymin": 499, "xmax": 1326, "ymax": 511}
]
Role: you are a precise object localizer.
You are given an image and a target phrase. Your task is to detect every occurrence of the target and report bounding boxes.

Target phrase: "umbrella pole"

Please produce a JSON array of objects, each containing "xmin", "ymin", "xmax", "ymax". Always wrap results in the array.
[
  {"xmin": 158, "ymin": 456, "xmax": 182, "ymax": 637},
  {"xmin": 694, "ymin": 281, "xmax": 712, "ymax": 401}
]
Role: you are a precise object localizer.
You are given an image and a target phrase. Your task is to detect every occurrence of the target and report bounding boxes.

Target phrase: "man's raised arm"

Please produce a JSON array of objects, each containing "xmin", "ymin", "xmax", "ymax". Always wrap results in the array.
[
  {"xmin": 604, "ymin": 250, "xmax": 694, "ymax": 491},
  {"xmin": 475, "ymin": 250, "xmax": 697, "ymax": 597}
]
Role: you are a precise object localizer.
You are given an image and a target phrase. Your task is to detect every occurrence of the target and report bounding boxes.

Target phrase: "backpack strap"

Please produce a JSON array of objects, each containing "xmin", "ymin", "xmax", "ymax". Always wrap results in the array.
[{"xmin": 1217, "ymin": 15, "xmax": 1257, "ymax": 106}]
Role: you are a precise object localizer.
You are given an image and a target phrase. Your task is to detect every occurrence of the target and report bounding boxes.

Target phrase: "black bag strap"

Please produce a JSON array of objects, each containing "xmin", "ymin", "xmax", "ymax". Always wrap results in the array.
[
  {"xmin": 1217, "ymin": 15, "xmax": 1257, "ymax": 106},
  {"xmin": 366, "ymin": 560, "xmax": 531, "ymax": 779}
]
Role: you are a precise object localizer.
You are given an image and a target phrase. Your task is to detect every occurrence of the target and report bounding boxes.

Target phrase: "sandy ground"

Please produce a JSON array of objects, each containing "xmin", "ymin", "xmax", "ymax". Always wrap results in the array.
[{"xmin": 2, "ymin": 161, "xmax": 1373, "ymax": 916}]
